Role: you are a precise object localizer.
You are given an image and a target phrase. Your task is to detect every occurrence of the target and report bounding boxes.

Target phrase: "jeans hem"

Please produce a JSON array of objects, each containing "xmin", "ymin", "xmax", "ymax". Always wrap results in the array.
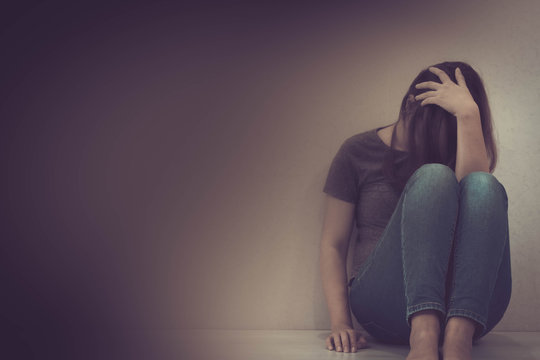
[
  {"xmin": 406, "ymin": 302, "xmax": 446, "ymax": 329},
  {"xmin": 446, "ymin": 308, "xmax": 487, "ymax": 339}
]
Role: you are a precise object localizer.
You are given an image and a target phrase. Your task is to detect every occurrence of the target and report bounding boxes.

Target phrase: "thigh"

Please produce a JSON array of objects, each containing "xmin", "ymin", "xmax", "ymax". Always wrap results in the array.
[{"xmin": 349, "ymin": 192, "xmax": 411, "ymax": 345}]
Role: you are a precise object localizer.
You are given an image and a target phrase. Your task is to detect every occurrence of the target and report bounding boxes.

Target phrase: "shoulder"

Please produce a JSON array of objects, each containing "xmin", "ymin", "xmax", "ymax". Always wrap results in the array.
[
  {"xmin": 345, "ymin": 131, "xmax": 373, "ymax": 144},
  {"xmin": 339, "ymin": 128, "xmax": 379, "ymax": 155}
]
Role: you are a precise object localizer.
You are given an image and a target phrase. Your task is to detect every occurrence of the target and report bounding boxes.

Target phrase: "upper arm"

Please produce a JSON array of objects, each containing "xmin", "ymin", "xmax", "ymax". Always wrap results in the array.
[{"xmin": 320, "ymin": 194, "xmax": 355, "ymax": 252}]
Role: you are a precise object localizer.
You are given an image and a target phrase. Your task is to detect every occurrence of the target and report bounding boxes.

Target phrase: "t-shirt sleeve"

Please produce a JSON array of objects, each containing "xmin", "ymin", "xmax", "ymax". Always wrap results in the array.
[{"xmin": 322, "ymin": 140, "xmax": 358, "ymax": 204}]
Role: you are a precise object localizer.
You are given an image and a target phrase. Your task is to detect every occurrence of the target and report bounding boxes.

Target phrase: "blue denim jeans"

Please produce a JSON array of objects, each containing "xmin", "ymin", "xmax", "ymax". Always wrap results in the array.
[{"xmin": 348, "ymin": 163, "xmax": 511, "ymax": 346}]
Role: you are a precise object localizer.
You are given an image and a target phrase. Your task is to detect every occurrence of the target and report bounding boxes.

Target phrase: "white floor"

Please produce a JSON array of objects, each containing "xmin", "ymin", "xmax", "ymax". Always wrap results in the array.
[{"xmin": 177, "ymin": 329, "xmax": 540, "ymax": 360}]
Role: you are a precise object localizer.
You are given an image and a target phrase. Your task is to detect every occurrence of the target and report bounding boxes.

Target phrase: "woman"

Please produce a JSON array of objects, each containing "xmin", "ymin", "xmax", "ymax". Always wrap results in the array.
[{"xmin": 319, "ymin": 61, "xmax": 511, "ymax": 360}]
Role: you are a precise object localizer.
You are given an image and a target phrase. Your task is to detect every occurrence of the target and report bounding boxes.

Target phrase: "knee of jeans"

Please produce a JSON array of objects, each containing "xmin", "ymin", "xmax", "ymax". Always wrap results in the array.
[
  {"xmin": 460, "ymin": 171, "xmax": 501, "ymax": 192},
  {"xmin": 415, "ymin": 163, "xmax": 454, "ymax": 177},
  {"xmin": 459, "ymin": 172, "xmax": 508, "ymax": 205},
  {"xmin": 407, "ymin": 163, "xmax": 457, "ymax": 190}
]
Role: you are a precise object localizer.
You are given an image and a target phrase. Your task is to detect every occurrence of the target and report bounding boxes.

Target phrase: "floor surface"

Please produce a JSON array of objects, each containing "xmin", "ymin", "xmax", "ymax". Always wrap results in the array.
[{"xmin": 178, "ymin": 329, "xmax": 540, "ymax": 360}]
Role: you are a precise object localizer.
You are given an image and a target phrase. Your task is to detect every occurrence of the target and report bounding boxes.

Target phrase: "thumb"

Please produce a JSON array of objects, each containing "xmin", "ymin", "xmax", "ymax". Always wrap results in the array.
[{"xmin": 357, "ymin": 335, "xmax": 368, "ymax": 346}]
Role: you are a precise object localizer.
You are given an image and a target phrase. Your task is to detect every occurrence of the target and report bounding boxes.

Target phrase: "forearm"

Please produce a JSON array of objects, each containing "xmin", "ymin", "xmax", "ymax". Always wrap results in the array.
[
  {"xmin": 320, "ymin": 244, "xmax": 353, "ymax": 327},
  {"xmin": 455, "ymin": 106, "xmax": 490, "ymax": 182}
]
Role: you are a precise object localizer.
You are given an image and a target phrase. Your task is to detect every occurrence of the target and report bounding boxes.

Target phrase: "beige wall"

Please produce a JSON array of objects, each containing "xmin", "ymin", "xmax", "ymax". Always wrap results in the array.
[{"xmin": 176, "ymin": 0, "xmax": 540, "ymax": 331}]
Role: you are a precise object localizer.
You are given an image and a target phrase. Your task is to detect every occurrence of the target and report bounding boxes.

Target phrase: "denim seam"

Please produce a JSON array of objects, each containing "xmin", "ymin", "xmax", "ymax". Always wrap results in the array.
[
  {"xmin": 449, "ymin": 210, "xmax": 459, "ymax": 306},
  {"xmin": 406, "ymin": 302, "xmax": 446, "ymax": 328},
  {"xmin": 446, "ymin": 308, "xmax": 487, "ymax": 336},
  {"xmin": 450, "ymin": 178, "xmax": 463, "ymax": 306},
  {"xmin": 447, "ymin": 308, "xmax": 485, "ymax": 320},
  {"xmin": 401, "ymin": 189, "xmax": 410, "ymax": 313}
]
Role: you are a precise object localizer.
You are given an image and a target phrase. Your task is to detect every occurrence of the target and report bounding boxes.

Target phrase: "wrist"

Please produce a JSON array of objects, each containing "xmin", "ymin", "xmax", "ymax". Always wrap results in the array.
[
  {"xmin": 331, "ymin": 319, "xmax": 353, "ymax": 329},
  {"xmin": 455, "ymin": 104, "xmax": 480, "ymax": 120}
]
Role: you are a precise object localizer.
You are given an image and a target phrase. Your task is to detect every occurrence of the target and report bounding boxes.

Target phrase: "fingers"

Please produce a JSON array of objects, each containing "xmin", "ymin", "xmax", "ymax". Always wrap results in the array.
[
  {"xmin": 428, "ymin": 66, "xmax": 451, "ymax": 83},
  {"xmin": 326, "ymin": 330, "xmax": 365, "ymax": 352},
  {"xmin": 349, "ymin": 332, "xmax": 360, "ymax": 352},
  {"xmin": 340, "ymin": 330, "xmax": 351, "ymax": 352},
  {"xmin": 418, "ymin": 67, "xmax": 465, "ymax": 90},
  {"xmin": 414, "ymin": 90, "xmax": 437, "ymax": 101},
  {"xmin": 415, "ymin": 81, "xmax": 442, "ymax": 90},
  {"xmin": 328, "ymin": 333, "xmax": 341, "ymax": 351},
  {"xmin": 326, "ymin": 334, "xmax": 340, "ymax": 351},
  {"xmin": 455, "ymin": 67, "xmax": 467, "ymax": 87},
  {"xmin": 325, "ymin": 335, "xmax": 333, "ymax": 351},
  {"xmin": 419, "ymin": 96, "xmax": 436, "ymax": 106},
  {"xmin": 325, "ymin": 333, "xmax": 346, "ymax": 352}
]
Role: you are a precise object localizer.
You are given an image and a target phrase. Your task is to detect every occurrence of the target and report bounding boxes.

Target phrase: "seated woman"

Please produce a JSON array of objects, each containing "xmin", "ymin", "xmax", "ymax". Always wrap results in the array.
[{"xmin": 320, "ymin": 61, "xmax": 510, "ymax": 360}]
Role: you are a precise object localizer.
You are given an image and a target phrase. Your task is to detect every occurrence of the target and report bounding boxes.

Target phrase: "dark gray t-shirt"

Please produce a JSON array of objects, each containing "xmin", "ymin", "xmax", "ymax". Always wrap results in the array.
[{"xmin": 323, "ymin": 126, "xmax": 409, "ymax": 280}]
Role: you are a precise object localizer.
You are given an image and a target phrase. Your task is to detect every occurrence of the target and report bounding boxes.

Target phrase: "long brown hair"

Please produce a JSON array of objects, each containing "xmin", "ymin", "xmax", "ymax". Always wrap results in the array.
[{"xmin": 382, "ymin": 61, "xmax": 498, "ymax": 194}]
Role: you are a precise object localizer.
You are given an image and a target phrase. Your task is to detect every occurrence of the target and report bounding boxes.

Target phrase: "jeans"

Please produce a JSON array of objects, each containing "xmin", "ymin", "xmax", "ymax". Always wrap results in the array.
[{"xmin": 348, "ymin": 163, "xmax": 512, "ymax": 345}]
